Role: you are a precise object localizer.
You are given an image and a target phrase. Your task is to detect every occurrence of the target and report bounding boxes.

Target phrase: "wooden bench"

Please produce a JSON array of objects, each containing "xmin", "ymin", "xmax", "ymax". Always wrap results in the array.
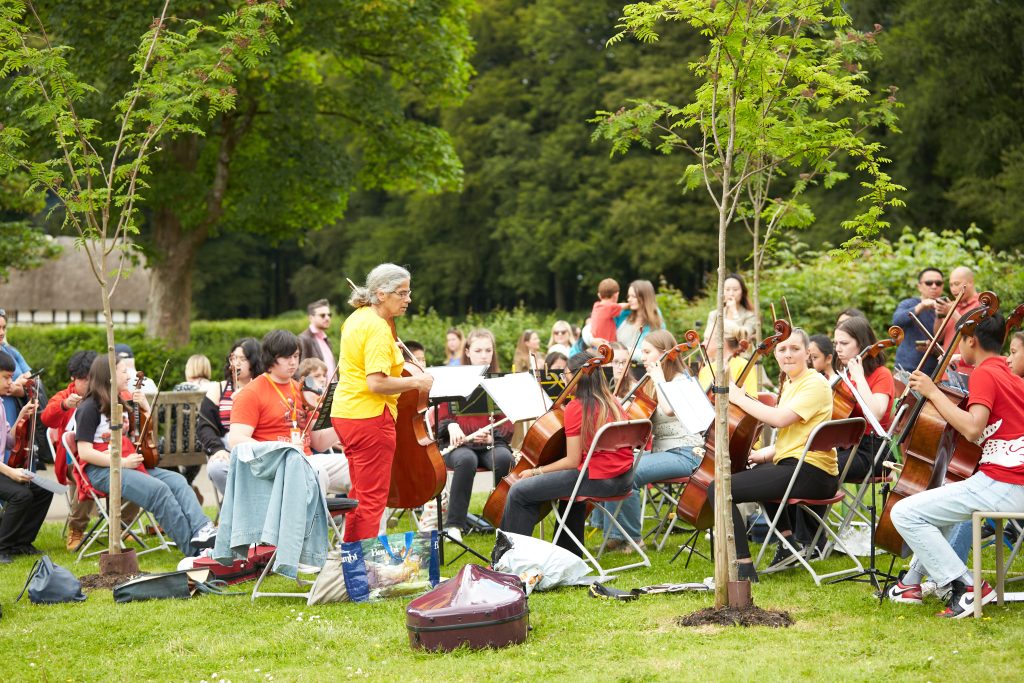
[{"xmin": 145, "ymin": 390, "xmax": 209, "ymax": 469}]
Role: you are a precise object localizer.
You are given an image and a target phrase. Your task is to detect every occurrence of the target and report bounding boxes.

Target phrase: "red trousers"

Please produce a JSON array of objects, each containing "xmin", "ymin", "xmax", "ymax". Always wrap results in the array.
[{"xmin": 332, "ymin": 410, "xmax": 396, "ymax": 542}]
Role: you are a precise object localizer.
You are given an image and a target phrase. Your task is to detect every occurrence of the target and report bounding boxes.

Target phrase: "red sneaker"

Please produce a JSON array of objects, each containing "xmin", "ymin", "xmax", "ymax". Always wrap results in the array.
[
  {"xmin": 938, "ymin": 580, "xmax": 995, "ymax": 619},
  {"xmin": 885, "ymin": 581, "xmax": 923, "ymax": 604}
]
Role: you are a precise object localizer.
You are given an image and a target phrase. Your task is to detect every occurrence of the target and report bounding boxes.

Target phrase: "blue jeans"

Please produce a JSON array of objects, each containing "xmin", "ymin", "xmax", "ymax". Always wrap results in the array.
[
  {"xmin": 892, "ymin": 472, "xmax": 1024, "ymax": 587},
  {"xmin": 86, "ymin": 465, "xmax": 211, "ymax": 556},
  {"xmin": 595, "ymin": 446, "xmax": 700, "ymax": 542}
]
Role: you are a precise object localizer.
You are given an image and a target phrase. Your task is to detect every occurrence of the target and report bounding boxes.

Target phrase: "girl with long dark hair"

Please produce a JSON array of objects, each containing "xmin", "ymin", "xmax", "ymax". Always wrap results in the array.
[
  {"xmin": 500, "ymin": 350, "xmax": 633, "ymax": 556},
  {"xmin": 75, "ymin": 355, "xmax": 216, "ymax": 556}
]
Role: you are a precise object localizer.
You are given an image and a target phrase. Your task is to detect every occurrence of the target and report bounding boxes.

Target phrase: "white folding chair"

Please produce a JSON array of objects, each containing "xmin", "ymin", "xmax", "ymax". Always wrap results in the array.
[
  {"xmin": 62, "ymin": 431, "xmax": 173, "ymax": 561},
  {"xmin": 550, "ymin": 419, "xmax": 653, "ymax": 577},
  {"xmin": 755, "ymin": 418, "xmax": 867, "ymax": 585}
]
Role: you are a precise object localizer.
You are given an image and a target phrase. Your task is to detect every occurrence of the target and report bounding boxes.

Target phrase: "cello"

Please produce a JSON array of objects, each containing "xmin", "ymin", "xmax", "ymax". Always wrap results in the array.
[
  {"xmin": 875, "ymin": 292, "xmax": 999, "ymax": 556},
  {"xmin": 832, "ymin": 325, "xmax": 905, "ymax": 419},
  {"xmin": 388, "ymin": 331, "xmax": 448, "ymax": 510},
  {"xmin": 1004, "ymin": 303, "xmax": 1024, "ymax": 343},
  {"xmin": 481, "ymin": 344, "xmax": 613, "ymax": 527},
  {"xmin": 677, "ymin": 319, "xmax": 792, "ymax": 530}
]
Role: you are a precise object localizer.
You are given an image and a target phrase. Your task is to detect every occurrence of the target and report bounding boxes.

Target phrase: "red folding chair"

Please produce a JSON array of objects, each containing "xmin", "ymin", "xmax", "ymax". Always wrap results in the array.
[{"xmin": 550, "ymin": 419, "xmax": 653, "ymax": 576}]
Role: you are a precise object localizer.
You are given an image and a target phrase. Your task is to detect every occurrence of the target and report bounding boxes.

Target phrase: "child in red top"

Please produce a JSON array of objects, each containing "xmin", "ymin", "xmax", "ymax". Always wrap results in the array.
[
  {"xmin": 888, "ymin": 312, "xmax": 1024, "ymax": 618},
  {"xmin": 590, "ymin": 278, "xmax": 628, "ymax": 343},
  {"xmin": 500, "ymin": 350, "xmax": 633, "ymax": 557},
  {"xmin": 833, "ymin": 317, "xmax": 896, "ymax": 481}
]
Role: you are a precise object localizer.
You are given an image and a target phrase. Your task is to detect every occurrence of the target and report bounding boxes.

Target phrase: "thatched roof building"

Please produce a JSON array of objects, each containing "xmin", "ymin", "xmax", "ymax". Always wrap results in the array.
[{"xmin": 0, "ymin": 237, "xmax": 151, "ymax": 325}]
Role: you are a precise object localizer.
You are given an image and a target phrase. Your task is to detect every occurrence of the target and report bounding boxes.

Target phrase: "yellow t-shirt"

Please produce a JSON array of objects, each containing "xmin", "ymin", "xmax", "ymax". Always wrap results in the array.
[
  {"xmin": 773, "ymin": 368, "xmax": 836, "ymax": 475},
  {"xmin": 331, "ymin": 306, "xmax": 404, "ymax": 420},
  {"xmin": 699, "ymin": 355, "xmax": 758, "ymax": 396}
]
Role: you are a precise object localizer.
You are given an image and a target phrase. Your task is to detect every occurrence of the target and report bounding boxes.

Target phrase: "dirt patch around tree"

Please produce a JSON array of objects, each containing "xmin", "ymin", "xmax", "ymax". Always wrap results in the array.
[
  {"xmin": 79, "ymin": 572, "xmax": 144, "ymax": 590},
  {"xmin": 675, "ymin": 605, "xmax": 794, "ymax": 628}
]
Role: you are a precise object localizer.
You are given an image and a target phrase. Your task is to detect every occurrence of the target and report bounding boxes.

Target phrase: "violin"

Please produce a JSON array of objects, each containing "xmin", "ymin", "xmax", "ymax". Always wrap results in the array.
[
  {"xmin": 128, "ymin": 371, "xmax": 161, "ymax": 469},
  {"xmin": 387, "ymin": 326, "xmax": 447, "ymax": 509},
  {"xmin": 9, "ymin": 373, "xmax": 41, "ymax": 470},
  {"xmin": 876, "ymin": 292, "xmax": 999, "ymax": 556},
  {"xmin": 482, "ymin": 344, "xmax": 613, "ymax": 527},
  {"xmin": 677, "ymin": 319, "xmax": 792, "ymax": 530},
  {"xmin": 621, "ymin": 331, "xmax": 701, "ymax": 421},
  {"xmin": 831, "ymin": 325, "xmax": 904, "ymax": 420}
]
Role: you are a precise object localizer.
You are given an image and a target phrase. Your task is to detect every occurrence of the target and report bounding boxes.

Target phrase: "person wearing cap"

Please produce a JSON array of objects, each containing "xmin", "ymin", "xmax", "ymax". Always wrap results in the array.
[{"xmin": 114, "ymin": 344, "xmax": 157, "ymax": 393}]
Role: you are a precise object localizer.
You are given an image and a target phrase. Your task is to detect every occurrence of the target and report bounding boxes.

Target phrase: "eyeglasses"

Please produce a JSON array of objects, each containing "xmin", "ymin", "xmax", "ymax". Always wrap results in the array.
[
  {"xmin": 612, "ymin": 361, "xmax": 629, "ymax": 368},
  {"xmin": 921, "ymin": 280, "xmax": 943, "ymax": 287},
  {"xmin": 316, "ymin": 312, "xmax": 331, "ymax": 318},
  {"xmin": 391, "ymin": 289, "xmax": 412, "ymax": 300},
  {"xmin": 554, "ymin": 330, "xmax": 569, "ymax": 335}
]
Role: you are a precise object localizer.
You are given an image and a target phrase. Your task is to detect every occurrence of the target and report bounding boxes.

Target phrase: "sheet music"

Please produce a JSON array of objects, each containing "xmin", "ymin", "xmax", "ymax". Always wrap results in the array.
[
  {"xmin": 28, "ymin": 474, "xmax": 69, "ymax": 495},
  {"xmin": 479, "ymin": 372, "xmax": 552, "ymax": 423},
  {"xmin": 657, "ymin": 376, "xmax": 715, "ymax": 434},
  {"xmin": 426, "ymin": 365, "xmax": 487, "ymax": 400},
  {"xmin": 839, "ymin": 372, "xmax": 887, "ymax": 436}
]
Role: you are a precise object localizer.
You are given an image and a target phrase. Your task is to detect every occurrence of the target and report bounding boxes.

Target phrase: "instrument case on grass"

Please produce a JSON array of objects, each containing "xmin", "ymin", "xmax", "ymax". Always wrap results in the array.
[
  {"xmin": 406, "ymin": 564, "xmax": 528, "ymax": 651},
  {"xmin": 193, "ymin": 544, "xmax": 276, "ymax": 584}
]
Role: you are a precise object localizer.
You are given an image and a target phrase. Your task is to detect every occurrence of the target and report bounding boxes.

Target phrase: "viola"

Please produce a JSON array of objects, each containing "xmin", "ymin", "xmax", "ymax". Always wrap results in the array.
[
  {"xmin": 677, "ymin": 319, "xmax": 792, "ymax": 530},
  {"xmin": 387, "ymin": 329, "xmax": 447, "ymax": 509},
  {"xmin": 831, "ymin": 325, "xmax": 904, "ymax": 420},
  {"xmin": 876, "ymin": 292, "xmax": 999, "ymax": 556},
  {"xmin": 621, "ymin": 330, "xmax": 701, "ymax": 421},
  {"xmin": 482, "ymin": 344, "xmax": 613, "ymax": 527},
  {"xmin": 8, "ymin": 374, "xmax": 41, "ymax": 470}
]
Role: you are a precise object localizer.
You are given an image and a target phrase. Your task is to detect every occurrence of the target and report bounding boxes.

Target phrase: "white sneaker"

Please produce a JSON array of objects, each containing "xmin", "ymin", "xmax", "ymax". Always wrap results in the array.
[
  {"xmin": 445, "ymin": 527, "xmax": 463, "ymax": 543},
  {"xmin": 190, "ymin": 521, "xmax": 218, "ymax": 549}
]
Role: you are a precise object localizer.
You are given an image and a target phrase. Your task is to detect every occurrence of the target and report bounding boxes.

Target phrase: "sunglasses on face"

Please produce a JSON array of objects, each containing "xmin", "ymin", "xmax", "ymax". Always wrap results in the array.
[{"xmin": 921, "ymin": 280, "xmax": 943, "ymax": 287}]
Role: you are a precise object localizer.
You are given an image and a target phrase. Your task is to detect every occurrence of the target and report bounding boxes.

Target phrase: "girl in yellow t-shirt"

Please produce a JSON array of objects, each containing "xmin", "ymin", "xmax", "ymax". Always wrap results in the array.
[{"xmin": 706, "ymin": 328, "xmax": 836, "ymax": 583}]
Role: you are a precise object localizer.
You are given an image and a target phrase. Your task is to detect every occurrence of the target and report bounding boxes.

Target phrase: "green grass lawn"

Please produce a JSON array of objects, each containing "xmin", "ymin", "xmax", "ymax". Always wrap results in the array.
[{"xmin": 3, "ymin": 499, "xmax": 1023, "ymax": 683}]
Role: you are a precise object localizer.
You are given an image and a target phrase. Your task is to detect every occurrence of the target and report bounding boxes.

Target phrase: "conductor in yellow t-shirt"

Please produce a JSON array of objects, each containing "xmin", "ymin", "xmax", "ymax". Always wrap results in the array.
[
  {"xmin": 330, "ymin": 264, "xmax": 433, "ymax": 541},
  {"xmin": 706, "ymin": 327, "xmax": 836, "ymax": 584}
]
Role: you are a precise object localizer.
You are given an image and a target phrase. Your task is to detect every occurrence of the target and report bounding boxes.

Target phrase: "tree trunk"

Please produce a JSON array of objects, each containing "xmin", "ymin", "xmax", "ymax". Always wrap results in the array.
[
  {"xmin": 146, "ymin": 207, "xmax": 200, "ymax": 346},
  {"xmin": 100, "ymin": 280, "xmax": 122, "ymax": 556}
]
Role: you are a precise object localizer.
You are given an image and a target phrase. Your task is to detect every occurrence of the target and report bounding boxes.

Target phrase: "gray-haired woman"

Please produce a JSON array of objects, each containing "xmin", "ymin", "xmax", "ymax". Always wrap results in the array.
[{"xmin": 329, "ymin": 264, "xmax": 433, "ymax": 541}]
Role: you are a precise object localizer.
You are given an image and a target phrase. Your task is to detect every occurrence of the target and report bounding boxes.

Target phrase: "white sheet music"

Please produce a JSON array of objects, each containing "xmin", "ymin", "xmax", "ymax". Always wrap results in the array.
[
  {"xmin": 426, "ymin": 364, "xmax": 487, "ymax": 400},
  {"xmin": 839, "ymin": 371, "xmax": 887, "ymax": 436},
  {"xmin": 480, "ymin": 372, "xmax": 552, "ymax": 423},
  {"xmin": 658, "ymin": 376, "xmax": 715, "ymax": 434},
  {"xmin": 27, "ymin": 474, "xmax": 69, "ymax": 495}
]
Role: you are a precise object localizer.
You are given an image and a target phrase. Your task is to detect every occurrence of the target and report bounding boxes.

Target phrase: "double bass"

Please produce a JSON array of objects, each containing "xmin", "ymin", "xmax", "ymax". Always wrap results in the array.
[
  {"xmin": 831, "ymin": 325, "xmax": 905, "ymax": 419},
  {"xmin": 481, "ymin": 344, "xmax": 613, "ymax": 527},
  {"xmin": 875, "ymin": 292, "xmax": 999, "ymax": 556},
  {"xmin": 677, "ymin": 319, "xmax": 792, "ymax": 530},
  {"xmin": 388, "ymin": 331, "xmax": 447, "ymax": 509}
]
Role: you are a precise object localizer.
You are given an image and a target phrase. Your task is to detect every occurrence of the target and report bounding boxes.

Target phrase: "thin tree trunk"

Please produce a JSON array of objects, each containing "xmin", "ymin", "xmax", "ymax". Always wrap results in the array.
[{"xmin": 100, "ymin": 274, "xmax": 122, "ymax": 554}]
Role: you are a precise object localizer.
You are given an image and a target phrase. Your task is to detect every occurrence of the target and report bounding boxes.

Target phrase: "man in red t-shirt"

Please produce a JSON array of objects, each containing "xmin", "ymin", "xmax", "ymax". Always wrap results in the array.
[
  {"xmin": 887, "ymin": 313, "xmax": 1024, "ymax": 618},
  {"xmin": 39, "ymin": 350, "xmax": 97, "ymax": 550},
  {"xmin": 229, "ymin": 330, "xmax": 349, "ymax": 494}
]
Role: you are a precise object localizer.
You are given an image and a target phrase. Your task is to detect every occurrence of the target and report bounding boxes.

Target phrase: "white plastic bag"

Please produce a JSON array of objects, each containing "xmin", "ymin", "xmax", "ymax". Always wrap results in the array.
[{"xmin": 491, "ymin": 530, "xmax": 591, "ymax": 591}]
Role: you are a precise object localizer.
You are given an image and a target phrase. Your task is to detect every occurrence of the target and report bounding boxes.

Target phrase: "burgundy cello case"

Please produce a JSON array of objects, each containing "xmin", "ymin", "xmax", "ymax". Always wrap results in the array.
[{"xmin": 406, "ymin": 564, "xmax": 529, "ymax": 651}]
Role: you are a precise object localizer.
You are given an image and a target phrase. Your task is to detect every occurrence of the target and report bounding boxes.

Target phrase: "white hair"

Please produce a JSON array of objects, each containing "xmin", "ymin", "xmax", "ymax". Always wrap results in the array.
[{"xmin": 348, "ymin": 263, "xmax": 411, "ymax": 308}]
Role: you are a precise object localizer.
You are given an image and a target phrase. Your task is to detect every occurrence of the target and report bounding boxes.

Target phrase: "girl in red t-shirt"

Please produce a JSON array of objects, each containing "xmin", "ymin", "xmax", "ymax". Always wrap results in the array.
[
  {"xmin": 500, "ymin": 350, "xmax": 632, "ymax": 557},
  {"xmin": 833, "ymin": 317, "xmax": 896, "ymax": 482}
]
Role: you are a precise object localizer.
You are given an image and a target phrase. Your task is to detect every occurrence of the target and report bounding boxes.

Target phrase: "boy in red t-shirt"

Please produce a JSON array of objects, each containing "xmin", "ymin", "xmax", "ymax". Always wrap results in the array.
[
  {"xmin": 590, "ymin": 278, "xmax": 628, "ymax": 343},
  {"xmin": 888, "ymin": 313, "xmax": 1024, "ymax": 618}
]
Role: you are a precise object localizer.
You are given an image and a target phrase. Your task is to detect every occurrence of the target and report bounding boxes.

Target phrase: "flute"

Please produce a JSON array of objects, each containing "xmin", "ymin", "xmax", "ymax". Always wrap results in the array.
[{"xmin": 440, "ymin": 416, "xmax": 512, "ymax": 456}]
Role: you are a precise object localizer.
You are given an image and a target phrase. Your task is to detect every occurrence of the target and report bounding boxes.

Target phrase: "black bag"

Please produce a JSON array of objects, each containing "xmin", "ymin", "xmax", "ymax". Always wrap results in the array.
[
  {"xmin": 16, "ymin": 556, "xmax": 87, "ymax": 604},
  {"xmin": 113, "ymin": 568, "xmax": 242, "ymax": 603}
]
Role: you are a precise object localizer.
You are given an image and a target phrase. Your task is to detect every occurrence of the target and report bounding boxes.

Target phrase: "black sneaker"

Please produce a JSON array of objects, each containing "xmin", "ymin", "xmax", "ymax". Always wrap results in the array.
[
  {"xmin": 938, "ymin": 580, "xmax": 995, "ymax": 619},
  {"xmin": 769, "ymin": 539, "xmax": 803, "ymax": 568},
  {"xmin": 15, "ymin": 544, "xmax": 41, "ymax": 556},
  {"xmin": 737, "ymin": 562, "xmax": 759, "ymax": 583}
]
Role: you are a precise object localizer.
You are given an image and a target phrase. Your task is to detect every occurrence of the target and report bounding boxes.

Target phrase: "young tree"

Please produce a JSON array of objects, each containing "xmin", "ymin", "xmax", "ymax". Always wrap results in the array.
[
  {"xmin": 594, "ymin": 0, "xmax": 903, "ymax": 607},
  {"xmin": 0, "ymin": 0, "xmax": 287, "ymax": 565}
]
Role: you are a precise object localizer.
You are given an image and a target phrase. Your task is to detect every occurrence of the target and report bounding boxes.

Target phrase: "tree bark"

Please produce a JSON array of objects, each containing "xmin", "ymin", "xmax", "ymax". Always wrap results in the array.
[{"xmin": 145, "ymin": 207, "xmax": 201, "ymax": 346}]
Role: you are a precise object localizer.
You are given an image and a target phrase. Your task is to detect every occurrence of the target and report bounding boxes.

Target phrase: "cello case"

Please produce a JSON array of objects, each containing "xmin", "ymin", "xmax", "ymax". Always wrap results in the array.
[{"xmin": 406, "ymin": 564, "xmax": 529, "ymax": 651}]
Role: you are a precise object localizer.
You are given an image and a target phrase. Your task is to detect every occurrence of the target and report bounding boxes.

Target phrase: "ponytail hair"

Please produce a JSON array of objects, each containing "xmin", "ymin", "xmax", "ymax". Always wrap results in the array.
[{"xmin": 348, "ymin": 263, "xmax": 411, "ymax": 308}]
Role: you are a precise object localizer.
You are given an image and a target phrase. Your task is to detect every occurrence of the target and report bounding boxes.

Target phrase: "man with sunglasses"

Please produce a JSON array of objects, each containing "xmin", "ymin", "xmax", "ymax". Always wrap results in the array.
[
  {"xmin": 892, "ymin": 268, "xmax": 944, "ymax": 376},
  {"xmin": 933, "ymin": 267, "xmax": 981, "ymax": 351},
  {"xmin": 298, "ymin": 299, "xmax": 336, "ymax": 380}
]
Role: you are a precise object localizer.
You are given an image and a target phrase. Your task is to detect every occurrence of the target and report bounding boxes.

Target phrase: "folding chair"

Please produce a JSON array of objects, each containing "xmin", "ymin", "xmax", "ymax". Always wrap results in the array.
[
  {"xmin": 62, "ymin": 431, "xmax": 173, "ymax": 561},
  {"xmin": 251, "ymin": 494, "xmax": 358, "ymax": 601},
  {"xmin": 46, "ymin": 427, "xmax": 76, "ymax": 538},
  {"xmin": 550, "ymin": 419, "xmax": 653, "ymax": 576},
  {"xmin": 755, "ymin": 418, "xmax": 867, "ymax": 585}
]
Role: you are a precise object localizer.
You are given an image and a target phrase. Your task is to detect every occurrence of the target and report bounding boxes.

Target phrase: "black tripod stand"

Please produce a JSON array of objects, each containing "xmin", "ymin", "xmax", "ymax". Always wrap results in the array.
[{"xmin": 828, "ymin": 427, "xmax": 901, "ymax": 594}]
